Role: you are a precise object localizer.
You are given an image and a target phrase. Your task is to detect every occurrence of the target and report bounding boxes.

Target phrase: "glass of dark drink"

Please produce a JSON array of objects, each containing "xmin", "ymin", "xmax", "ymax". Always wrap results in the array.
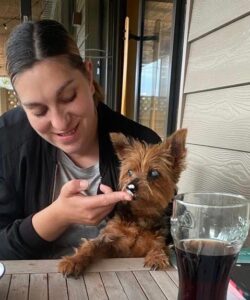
[
  {"xmin": 0, "ymin": 262, "xmax": 5, "ymax": 279},
  {"xmin": 171, "ymin": 193, "xmax": 250, "ymax": 300}
]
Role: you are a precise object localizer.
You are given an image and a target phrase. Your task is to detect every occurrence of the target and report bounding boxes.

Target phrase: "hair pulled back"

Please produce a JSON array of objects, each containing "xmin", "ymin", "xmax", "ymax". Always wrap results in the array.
[{"xmin": 6, "ymin": 19, "xmax": 103, "ymax": 103}]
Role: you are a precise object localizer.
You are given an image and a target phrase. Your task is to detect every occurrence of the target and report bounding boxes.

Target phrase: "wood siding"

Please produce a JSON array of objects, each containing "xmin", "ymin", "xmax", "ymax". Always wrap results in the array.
[
  {"xmin": 179, "ymin": 144, "xmax": 250, "ymax": 197},
  {"xmin": 178, "ymin": 1, "xmax": 250, "ymax": 199},
  {"xmin": 189, "ymin": 0, "xmax": 250, "ymax": 41},
  {"xmin": 182, "ymin": 86, "xmax": 250, "ymax": 152},
  {"xmin": 185, "ymin": 15, "xmax": 250, "ymax": 93}
]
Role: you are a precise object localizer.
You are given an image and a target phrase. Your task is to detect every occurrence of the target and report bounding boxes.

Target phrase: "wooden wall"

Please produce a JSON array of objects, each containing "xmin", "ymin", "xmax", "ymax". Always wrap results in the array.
[{"xmin": 178, "ymin": 0, "xmax": 250, "ymax": 199}]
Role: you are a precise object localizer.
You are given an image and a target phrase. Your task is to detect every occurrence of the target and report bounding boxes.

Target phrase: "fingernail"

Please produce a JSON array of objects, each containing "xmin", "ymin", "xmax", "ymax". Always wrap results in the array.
[{"xmin": 124, "ymin": 194, "xmax": 132, "ymax": 201}]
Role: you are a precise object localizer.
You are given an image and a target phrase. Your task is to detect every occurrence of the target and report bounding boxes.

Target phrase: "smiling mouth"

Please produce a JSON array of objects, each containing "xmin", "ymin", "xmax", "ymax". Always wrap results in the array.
[{"xmin": 57, "ymin": 124, "xmax": 78, "ymax": 137}]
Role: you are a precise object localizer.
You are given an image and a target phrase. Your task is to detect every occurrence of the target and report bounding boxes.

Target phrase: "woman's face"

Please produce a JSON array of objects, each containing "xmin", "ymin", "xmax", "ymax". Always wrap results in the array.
[{"xmin": 14, "ymin": 58, "xmax": 98, "ymax": 159}]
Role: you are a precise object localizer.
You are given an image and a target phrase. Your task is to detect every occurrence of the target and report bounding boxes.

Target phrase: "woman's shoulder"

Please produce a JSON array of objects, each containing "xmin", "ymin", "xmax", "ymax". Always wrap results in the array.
[
  {"xmin": 0, "ymin": 107, "xmax": 39, "ymax": 157},
  {"xmin": 0, "ymin": 106, "xmax": 27, "ymax": 128}
]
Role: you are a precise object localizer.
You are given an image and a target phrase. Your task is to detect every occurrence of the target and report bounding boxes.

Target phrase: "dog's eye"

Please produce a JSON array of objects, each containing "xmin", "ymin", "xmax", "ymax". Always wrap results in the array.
[
  {"xmin": 128, "ymin": 170, "xmax": 133, "ymax": 177},
  {"xmin": 148, "ymin": 169, "xmax": 160, "ymax": 179}
]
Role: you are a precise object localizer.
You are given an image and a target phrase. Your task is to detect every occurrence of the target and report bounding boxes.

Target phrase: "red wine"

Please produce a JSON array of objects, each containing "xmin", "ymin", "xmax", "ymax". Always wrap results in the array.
[{"xmin": 176, "ymin": 239, "xmax": 238, "ymax": 300}]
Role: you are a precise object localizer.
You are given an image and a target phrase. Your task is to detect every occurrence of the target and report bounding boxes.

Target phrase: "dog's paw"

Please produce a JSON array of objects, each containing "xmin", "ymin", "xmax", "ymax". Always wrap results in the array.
[
  {"xmin": 144, "ymin": 253, "xmax": 170, "ymax": 270},
  {"xmin": 58, "ymin": 256, "xmax": 85, "ymax": 278}
]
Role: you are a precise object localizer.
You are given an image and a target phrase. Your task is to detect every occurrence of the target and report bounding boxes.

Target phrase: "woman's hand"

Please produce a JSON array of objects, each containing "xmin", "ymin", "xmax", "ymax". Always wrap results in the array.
[
  {"xmin": 32, "ymin": 179, "xmax": 132, "ymax": 241},
  {"xmin": 55, "ymin": 179, "xmax": 131, "ymax": 226}
]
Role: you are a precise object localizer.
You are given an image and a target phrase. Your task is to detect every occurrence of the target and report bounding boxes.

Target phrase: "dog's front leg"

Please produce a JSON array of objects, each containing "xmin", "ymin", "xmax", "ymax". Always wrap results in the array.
[
  {"xmin": 58, "ymin": 232, "xmax": 118, "ymax": 277},
  {"xmin": 144, "ymin": 243, "xmax": 170, "ymax": 270}
]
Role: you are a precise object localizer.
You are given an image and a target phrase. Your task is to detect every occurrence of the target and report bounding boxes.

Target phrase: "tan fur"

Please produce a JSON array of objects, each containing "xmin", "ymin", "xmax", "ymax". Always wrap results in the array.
[{"xmin": 58, "ymin": 128, "xmax": 187, "ymax": 277}]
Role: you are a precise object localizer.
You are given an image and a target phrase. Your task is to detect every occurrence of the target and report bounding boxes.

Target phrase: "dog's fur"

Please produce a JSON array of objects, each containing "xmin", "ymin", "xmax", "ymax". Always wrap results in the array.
[{"xmin": 58, "ymin": 128, "xmax": 187, "ymax": 276}]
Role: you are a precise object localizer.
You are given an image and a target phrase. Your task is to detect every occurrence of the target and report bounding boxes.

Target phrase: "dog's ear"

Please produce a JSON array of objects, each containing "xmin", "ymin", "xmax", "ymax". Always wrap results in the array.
[
  {"xmin": 164, "ymin": 128, "xmax": 187, "ymax": 173},
  {"xmin": 168, "ymin": 128, "xmax": 187, "ymax": 159},
  {"xmin": 109, "ymin": 133, "xmax": 131, "ymax": 160}
]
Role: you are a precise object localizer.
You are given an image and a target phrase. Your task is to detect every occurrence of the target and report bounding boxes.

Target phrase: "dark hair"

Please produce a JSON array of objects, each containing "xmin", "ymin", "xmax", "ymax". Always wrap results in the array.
[{"xmin": 6, "ymin": 19, "xmax": 103, "ymax": 103}]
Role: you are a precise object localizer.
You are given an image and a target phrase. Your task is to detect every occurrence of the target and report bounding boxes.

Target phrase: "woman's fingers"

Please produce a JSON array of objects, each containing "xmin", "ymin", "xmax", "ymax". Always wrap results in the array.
[
  {"xmin": 58, "ymin": 181, "xmax": 132, "ymax": 225},
  {"xmin": 93, "ymin": 190, "xmax": 132, "ymax": 207},
  {"xmin": 60, "ymin": 179, "xmax": 89, "ymax": 196},
  {"xmin": 99, "ymin": 184, "xmax": 113, "ymax": 194},
  {"xmin": 84, "ymin": 205, "xmax": 114, "ymax": 225}
]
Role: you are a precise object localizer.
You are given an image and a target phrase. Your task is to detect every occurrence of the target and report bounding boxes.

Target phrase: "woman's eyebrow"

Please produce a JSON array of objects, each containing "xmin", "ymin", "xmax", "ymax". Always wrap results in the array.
[{"xmin": 56, "ymin": 79, "xmax": 74, "ymax": 98}]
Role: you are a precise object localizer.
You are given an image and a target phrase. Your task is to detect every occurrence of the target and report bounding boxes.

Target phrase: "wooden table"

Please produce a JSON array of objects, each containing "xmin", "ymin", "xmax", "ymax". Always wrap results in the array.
[
  {"xmin": 0, "ymin": 258, "xmax": 178, "ymax": 300},
  {"xmin": 0, "ymin": 258, "xmax": 244, "ymax": 300}
]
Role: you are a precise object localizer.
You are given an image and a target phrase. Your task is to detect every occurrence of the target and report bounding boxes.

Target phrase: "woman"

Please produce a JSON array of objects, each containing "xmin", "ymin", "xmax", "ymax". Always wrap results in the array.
[{"xmin": 0, "ymin": 20, "xmax": 161, "ymax": 259}]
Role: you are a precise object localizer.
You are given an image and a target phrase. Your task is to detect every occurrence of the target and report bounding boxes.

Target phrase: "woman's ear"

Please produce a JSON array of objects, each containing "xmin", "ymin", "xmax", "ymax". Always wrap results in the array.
[
  {"xmin": 83, "ymin": 60, "xmax": 95, "ymax": 94},
  {"xmin": 84, "ymin": 59, "xmax": 92, "ymax": 73}
]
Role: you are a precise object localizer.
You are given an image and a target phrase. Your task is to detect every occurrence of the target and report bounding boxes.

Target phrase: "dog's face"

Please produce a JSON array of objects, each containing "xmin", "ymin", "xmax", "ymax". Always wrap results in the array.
[{"xmin": 110, "ymin": 129, "xmax": 187, "ymax": 211}]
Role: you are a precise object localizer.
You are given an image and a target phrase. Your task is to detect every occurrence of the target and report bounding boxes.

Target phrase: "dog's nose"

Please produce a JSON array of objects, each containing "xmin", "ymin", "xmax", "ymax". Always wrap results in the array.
[
  {"xmin": 126, "ymin": 183, "xmax": 136, "ymax": 194},
  {"xmin": 125, "ymin": 179, "xmax": 139, "ymax": 197}
]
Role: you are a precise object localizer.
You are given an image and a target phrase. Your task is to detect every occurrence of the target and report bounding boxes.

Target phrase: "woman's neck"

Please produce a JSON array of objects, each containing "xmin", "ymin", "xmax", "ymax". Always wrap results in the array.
[{"xmin": 68, "ymin": 135, "xmax": 99, "ymax": 169}]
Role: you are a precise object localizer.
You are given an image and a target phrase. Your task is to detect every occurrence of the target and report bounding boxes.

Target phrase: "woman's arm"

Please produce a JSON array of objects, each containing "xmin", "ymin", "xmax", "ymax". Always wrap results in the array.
[
  {"xmin": 0, "ymin": 178, "xmax": 131, "ymax": 259},
  {"xmin": 0, "ymin": 177, "xmax": 53, "ymax": 259}
]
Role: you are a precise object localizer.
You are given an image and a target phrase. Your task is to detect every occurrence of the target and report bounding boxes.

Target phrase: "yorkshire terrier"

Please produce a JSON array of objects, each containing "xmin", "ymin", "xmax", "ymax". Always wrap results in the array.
[{"xmin": 58, "ymin": 128, "xmax": 187, "ymax": 276}]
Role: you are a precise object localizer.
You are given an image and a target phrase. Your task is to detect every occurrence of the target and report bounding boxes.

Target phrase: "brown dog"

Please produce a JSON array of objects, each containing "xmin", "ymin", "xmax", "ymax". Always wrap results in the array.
[{"xmin": 59, "ymin": 128, "xmax": 187, "ymax": 276}]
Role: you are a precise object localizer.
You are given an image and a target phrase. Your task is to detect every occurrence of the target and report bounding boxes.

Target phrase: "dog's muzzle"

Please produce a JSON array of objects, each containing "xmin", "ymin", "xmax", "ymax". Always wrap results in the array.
[{"xmin": 125, "ymin": 179, "xmax": 139, "ymax": 199}]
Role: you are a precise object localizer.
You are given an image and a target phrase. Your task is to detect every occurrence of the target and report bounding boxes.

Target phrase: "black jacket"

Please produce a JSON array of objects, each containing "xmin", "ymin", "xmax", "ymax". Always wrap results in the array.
[{"xmin": 0, "ymin": 102, "xmax": 160, "ymax": 259}]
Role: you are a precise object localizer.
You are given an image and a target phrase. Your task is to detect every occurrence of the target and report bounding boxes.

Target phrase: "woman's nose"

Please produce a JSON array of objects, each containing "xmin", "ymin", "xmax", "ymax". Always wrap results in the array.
[{"xmin": 50, "ymin": 109, "xmax": 70, "ymax": 131}]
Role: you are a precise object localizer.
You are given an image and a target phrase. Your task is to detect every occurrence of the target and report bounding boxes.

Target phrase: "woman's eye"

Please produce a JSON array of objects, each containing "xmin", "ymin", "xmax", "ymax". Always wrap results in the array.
[
  {"xmin": 148, "ymin": 169, "xmax": 160, "ymax": 180},
  {"xmin": 62, "ymin": 92, "xmax": 76, "ymax": 103},
  {"xmin": 33, "ymin": 109, "xmax": 47, "ymax": 117},
  {"xmin": 128, "ymin": 170, "xmax": 133, "ymax": 177}
]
